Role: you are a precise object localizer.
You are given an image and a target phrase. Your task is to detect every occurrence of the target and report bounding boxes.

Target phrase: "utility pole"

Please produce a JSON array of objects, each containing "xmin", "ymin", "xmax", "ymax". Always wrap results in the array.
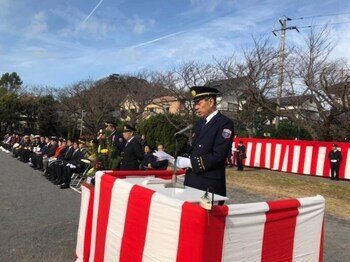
[
  {"xmin": 80, "ymin": 110, "xmax": 85, "ymax": 137},
  {"xmin": 272, "ymin": 16, "xmax": 299, "ymax": 128}
]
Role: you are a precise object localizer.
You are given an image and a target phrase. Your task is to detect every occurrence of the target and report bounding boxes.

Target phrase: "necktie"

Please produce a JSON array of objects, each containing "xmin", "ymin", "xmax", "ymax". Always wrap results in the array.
[{"xmin": 201, "ymin": 119, "xmax": 207, "ymax": 129}]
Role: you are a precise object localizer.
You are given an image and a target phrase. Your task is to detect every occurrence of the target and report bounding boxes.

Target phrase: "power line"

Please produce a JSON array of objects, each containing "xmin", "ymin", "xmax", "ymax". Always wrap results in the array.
[
  {"xmin": 297, "ymin": 20, "xmax": 350, "ymax": 29},
  {"xmin": 291, "ymin": 11, "xmax": 350, "ymax": 21}
]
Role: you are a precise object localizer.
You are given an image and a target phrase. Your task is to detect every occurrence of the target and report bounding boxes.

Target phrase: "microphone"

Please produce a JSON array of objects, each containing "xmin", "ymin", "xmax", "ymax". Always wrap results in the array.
[{"xmin": 174, "ymin": 124, "xmax": 193, "ymax": 136}]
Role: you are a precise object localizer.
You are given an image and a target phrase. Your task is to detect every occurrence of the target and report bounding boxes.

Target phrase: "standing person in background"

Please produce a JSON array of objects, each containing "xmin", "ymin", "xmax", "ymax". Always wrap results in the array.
[
  {"xmin": 235, "ymin": 140, "xmax": 246, "ymax": 171},
  {"xmin": 119, "ymin": 125, "xmax": 143, "ymax": 170},
  {"xmin": 328, "ymin": 143, "xmax": 342, "ymax": 180},
  {"xmin": 140, "ymin": 134, "xmax": 147, "ymax": 149},
  {"xmin": 105, "ymin": 121, "xmax": 125, "ymax": 170},
  {"xmin": 184, "ymin": 86, "xmax": 234, "ymax": 198}
]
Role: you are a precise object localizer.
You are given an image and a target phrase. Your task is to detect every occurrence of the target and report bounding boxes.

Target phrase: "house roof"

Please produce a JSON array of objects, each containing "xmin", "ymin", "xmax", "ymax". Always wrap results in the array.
[
  {"xmin": 151, "ymin": 96, "xmax": 178, "ymax": 103},
  {"xmin": 206, "ymin": 77, "xmax": 250, "ymax": 95},
  {"xmin": 270, "ymin": 95, "xmax": 314, "ymax": 106},
  {"xmin": 327, "ymin": 81, "xmax": 350, "ymax": 96}
]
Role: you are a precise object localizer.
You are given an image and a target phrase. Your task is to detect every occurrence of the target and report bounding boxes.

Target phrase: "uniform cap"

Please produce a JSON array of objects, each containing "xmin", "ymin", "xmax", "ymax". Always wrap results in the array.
[
  {"xmin": 123, "ymin": 124, "xmax": 136, "ymax": 132},
  {"xmin": 190, "ymin": 86, "xmax": 219, "ymax": 101},
  {"xmin": 332, "ymin": 143, "xmax": 338, "ymax": 147},
  {"xmin": 105, "ymin": 120, "xmax": 117, "ymax": 127}
]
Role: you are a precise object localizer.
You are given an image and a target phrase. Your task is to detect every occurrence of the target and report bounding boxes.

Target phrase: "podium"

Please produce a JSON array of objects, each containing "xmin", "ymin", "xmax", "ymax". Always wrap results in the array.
[{"xmin": 75, "ymin": 171, "xmax": 325, "ymax": 262}]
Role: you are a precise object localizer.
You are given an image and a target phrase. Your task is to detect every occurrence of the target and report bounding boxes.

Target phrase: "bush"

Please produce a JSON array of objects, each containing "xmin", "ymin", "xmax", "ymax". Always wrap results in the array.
[{"xmin": 138, "ymin": 114, "xmax": 189, "ymax": 155}]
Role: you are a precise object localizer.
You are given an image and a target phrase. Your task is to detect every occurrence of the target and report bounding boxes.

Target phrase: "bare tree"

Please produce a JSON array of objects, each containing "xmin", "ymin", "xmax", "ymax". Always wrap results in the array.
[
  {"xmin": 285, "ymin": 27, "xmax": 350, "ymax": 140},
  {"xmin": 215, "ymin": 38, "xmax": 279, "ymax": 137},
  {"xmin": 151, "ymin": 61, "xmax": 221, "ymax": 135}
]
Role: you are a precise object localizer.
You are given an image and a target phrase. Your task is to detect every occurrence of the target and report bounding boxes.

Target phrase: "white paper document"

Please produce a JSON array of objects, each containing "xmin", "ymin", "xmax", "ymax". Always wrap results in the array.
[{"xmin": 153, "ymin": 151, "xmax": 192, "ymax": 169}]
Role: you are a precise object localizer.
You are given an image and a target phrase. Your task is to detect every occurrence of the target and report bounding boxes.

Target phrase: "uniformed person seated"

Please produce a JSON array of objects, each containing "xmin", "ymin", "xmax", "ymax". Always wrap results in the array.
[{"xmin": 184, "ymin": 86, "xmax": 234, "ymax": 200}]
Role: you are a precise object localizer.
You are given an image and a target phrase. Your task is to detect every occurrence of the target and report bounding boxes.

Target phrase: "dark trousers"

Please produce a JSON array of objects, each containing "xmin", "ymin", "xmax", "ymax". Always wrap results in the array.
[
  {"xmin": 62, "ymin": 163, "xmax": 87, "ymax": 185},
  {"xmin": 330, "ymin": 163, "xmax": 340, "ymax": 180},
  {"xmin": 237, "ymin": 158, "xmax": 244, "ymax": 171}
]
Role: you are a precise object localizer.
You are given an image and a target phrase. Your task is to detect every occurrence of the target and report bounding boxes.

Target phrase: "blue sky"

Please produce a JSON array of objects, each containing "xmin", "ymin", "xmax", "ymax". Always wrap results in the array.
[{"xmin": 1, "ymin": 0, "xmax": 350, "ymax": 88}]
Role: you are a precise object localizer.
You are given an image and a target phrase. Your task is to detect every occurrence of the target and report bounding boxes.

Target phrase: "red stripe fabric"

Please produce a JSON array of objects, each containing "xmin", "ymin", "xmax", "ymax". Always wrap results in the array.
[
  {"xmin": 177, "ymin": 203, "xmax": 206, "ymax": 261},
  {"xmin": 106, "ymin": 170, "xmax": 185, "ymax": 180},
  {"xmin": 262, "ymin": 199, "xmax": 300, "ymax": 262},
  {"xmin": 119, "ymin": 185, "xmax": 155, "ymax": 262},
  {"xmin": 203, "ymin": 206, "xmax": 228, "ymax": 262},
  {"xmin": 249, "ymin": 141, "xmax": 257, "ymax": 167},
  {"xmin": 83, "ymin": 184, "xmax": 95, "ymax": 262},
  {"xmin": 310, "ymin": 145, "xmax": 319, "ymax": 176},
  {"xmin": 286, "ymin": 145, "xmax": 295, "ymax": 173},
  {"xmin": 94, "ymin": 174, "xmax": 118, "ymax": 262},
  {"xmin": 177, "ymin": 203, "xmax": 227, "ymax": 262},
  {"xmin": 323, "ymin": 145, "xmax": 332, "ymax": 176}
]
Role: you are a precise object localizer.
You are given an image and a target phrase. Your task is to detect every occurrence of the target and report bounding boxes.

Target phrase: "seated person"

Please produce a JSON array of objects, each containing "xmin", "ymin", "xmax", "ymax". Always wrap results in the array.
[
  {"xmin": 42, "ymin": 138, "xmax": 68, "ymax": 172},
  {"xmin": 149, "ymin": 144, "xmax": 169, "ymax": 170},
  {"xmin": 32, "ymin": 136, "xmax": 58, "ymax": 170},
  {"xmin": 140, "ymin": 145, "xmax": 156, "ymax": 169},
  {"xmin": 59, "ymin": 140, "xmax": 91, "ymax": 189}
]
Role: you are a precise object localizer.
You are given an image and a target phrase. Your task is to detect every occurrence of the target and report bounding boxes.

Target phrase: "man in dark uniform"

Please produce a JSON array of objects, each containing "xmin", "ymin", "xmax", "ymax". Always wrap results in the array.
[
  {"xmin": 105, "ymin": 120, "xmax": 125, "ymax": 169},
  {"xmin": 328, "ymin": 143, "xmax": 342, "ymax": 180},
  {"xmin": 119, "ymin": 125, "xmax": 143, "ymax": 170},
  {"xmin": 184, "ymin": 86, "xmax": 234, "ymax": 197},
  {"xmin": 235, "ymin": 140, "xmax": 246, "ymax": 171}
]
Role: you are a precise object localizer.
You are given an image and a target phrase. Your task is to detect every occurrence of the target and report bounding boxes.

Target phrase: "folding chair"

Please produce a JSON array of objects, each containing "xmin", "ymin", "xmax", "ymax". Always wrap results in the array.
[{"xmin": 70, "ymin": 160, "xmax": 91, "ymax": 193}]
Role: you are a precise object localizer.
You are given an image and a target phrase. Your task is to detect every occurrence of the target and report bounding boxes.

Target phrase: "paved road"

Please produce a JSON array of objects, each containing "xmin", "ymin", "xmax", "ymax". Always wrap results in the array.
[
  {"xmin": 0, "ymin": 151, "xmax": 81, "ymax": 262},
  {"xmin": 0, "ymin": 151, "xmax": 349, "ymax": 261}
]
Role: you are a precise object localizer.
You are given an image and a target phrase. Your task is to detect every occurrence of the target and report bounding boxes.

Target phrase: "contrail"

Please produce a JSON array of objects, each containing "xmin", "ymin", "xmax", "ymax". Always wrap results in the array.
[
  {"xmin": 82, "ymin": 0, "xmax": 104, "ymax": 23},
  {"xmin": 128, "ymin": 30, "xmax": 186, "ymax": 49}
]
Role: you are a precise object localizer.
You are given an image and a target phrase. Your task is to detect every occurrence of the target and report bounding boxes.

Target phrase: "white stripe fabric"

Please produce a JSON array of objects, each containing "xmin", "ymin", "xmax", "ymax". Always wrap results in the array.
[
  {"xmin": 104, "ymin": 179, "xmax": 134, "ymax": 261},
  {"xmin": 246, "ymin": 142, "xmax": 253, "ymax": 166},
  {"xmin": 75, "ymin": 185, "xmax": 91, "ymax": 262},
  {"xmin": 282, "ymin": 145, "xmax": 289, "ymax": 172},
  {"xmin": 254, "ymin": 142, "xmax": 262, "ymax": 167},
  {"xmin": 88, "ymin": 171, "xmax": 104, "ymax": 262},
  {"xmin": 345, "ymin": 148, "xmax": 350, "ymax": 180},
  {"xmin": 273, "ymin": 144, "xmax": 282, "ymax": 170},
  {"xmin": 293, "ymin": 195, "xmax": 325, "ymax": 261},
  {"xmin": 222, "ymin": 202, "xmax": 269, "ymax": 261},
  {"xmin": 292, "ymin": 145, "xmax": 301, "ymax": 173},
  {"xmin": 316, "ymin": 147, "xmax": 326, "ymax": 176},
  {"xmin": 303, "ymin": 146, "xmax": 313, "ymax": 175},
  {"xmin": 142, "ymin": 193, "xmax": 184, "ymax": 262},
  {"xmin": 265, "ymin": 143, "xmax": 271, "ymax": 168}
]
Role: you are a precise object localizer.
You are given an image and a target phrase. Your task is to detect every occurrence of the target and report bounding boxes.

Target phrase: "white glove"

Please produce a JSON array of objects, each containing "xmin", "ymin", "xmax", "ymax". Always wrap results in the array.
[{"xmin": 175, "ymin": 156, "xmax": 192, "ymax": 169}]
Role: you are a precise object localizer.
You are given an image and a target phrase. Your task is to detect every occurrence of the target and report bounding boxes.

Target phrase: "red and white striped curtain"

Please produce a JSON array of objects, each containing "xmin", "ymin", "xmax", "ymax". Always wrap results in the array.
[
  {"xmin": 75, "ymin": 171, "xmax": 325, "ymax": 262},
  {"xmin": 232, "ymin": 138, "xmax": 350, "ymax": 180}
]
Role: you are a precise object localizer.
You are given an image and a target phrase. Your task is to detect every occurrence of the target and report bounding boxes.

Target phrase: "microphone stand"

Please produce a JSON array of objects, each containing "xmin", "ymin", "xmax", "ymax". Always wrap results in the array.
[{"xmin": 165, "ymin": 134, "xmax": 185, "ymax": 189}]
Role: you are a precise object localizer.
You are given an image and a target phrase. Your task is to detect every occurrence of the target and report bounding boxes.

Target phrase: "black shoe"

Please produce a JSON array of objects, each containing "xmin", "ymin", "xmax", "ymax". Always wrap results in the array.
[
  {"xmin": 60, "ymin": 184, "xmax": 69, "ymax": 189},
  {"xmin": 53, "ymin": 180, "xmax": 61, "ymax": 185}
]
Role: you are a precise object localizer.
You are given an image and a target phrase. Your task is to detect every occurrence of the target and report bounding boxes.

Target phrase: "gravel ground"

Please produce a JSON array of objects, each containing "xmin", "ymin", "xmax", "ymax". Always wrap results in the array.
[{"xmin": 0, "ymin": 151, "xmax": 349, "ymax": 261}]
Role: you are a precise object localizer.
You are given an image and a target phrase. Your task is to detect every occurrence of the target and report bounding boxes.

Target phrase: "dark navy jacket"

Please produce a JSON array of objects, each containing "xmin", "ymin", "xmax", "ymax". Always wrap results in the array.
[
  {"xmin": 184, "ymin": 112, "xmax": 234, "ymax": 196},
  {"xmin": 120, "ymin": 137, "xmax": 144, "ymax": 170}
]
